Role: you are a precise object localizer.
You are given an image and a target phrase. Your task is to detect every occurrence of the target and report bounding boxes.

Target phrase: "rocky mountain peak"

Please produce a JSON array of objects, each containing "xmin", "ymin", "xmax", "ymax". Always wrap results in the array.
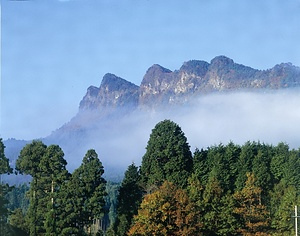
[
  {"xmin": 78, "ymin": 56, "xmax": 300, "ymax": 112},
  {"xmin": 210, "ymin": 55, "xmax": 234, "ymax": 67},
  {"xmin": 179, "ymin": 60, "xmax": 209, "ymax": 77},
  {"xmin": 79, "ymin": 73, "xmax": 139, "ymax": 112},
  {"xmin": 141, "ymin": 64, "xmax": 172, "ymax": 86},
  {"xmin": 100, "ymin": 73, "xmax": 138, "ymax": 92}
]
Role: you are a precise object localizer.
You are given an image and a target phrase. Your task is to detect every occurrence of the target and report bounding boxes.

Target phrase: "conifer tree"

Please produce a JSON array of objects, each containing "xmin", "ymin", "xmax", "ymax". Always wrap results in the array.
[
  {"xmin": 235, "ymin": 142, "xmax": 257, "ymax": 190},
  {"xmin": 61, "ymin": 149, "xmax": 106, "ymax": 235},
  {"xmin": 201, "ymin": 176, "xmax": 238, "ymax": 236},
  {"xmin": 16, "ymin": 141, "xmax": 70, "ymax": 236},
  {"xmin": 114, "ymin": 163, "xmax": 143, "ymax": 236},
  {"xmin": 0, "ymin": 138, "xmax": 13, "ymax": 233},
  {"xmin": 40, "ymin": 145, "xmax": 69, "ymax": 236},
  {"xmin": 140, "ymin": 120, "xmax": 193, "ymax": 190},
  {"xmin": 16, "ymin": 140, "xmax": 47, "ymax": 236}
]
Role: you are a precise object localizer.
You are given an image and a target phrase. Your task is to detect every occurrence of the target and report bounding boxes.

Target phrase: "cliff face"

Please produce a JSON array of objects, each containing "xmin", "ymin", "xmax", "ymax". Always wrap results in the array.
[
  {"xmin": 79, "ymin": 73, "xmax": 139, "ymax": 112},
  {"xmin": 70, "ymin": 55, "xmax": 300, "ymax": 123}
]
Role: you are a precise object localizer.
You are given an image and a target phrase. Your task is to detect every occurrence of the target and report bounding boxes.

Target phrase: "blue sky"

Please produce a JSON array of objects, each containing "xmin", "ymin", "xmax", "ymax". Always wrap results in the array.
[{"xmin": 1, "ymin": 0, "xmax": 300, "ymax": 140}]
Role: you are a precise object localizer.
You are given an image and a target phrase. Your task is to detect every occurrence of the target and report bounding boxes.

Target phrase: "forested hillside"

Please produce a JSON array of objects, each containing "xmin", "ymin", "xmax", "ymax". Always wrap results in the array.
[{"xmin": 1, "ymin": 119, "xmax": 300, "ymax": 235}]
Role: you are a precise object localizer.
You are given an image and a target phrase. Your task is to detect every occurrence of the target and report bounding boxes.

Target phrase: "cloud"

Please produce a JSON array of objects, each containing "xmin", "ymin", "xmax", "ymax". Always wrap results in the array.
[
  {"xmin": 174, "ymin": 89, "xmax": 300, "ymax": 150},
  {"xmin": 44, "ymin": 88, "xmax": 300, "ymax": 180}
]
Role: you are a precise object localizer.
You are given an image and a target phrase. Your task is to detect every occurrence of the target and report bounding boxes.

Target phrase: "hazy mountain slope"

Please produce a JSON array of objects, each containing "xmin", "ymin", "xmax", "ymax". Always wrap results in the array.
[{"xmin": 4, "ymin": 55, "xmax": 300, "ymax": 182}]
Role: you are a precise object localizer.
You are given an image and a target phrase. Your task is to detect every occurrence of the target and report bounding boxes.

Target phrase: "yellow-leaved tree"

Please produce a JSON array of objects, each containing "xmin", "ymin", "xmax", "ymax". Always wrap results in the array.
[
  {"xmin": 128, "ymin": 181, "xmax": 202, "ymax": 236},
  {"xmin": 234, "ymin": 172, "xmax": 271, "ymax": 236}
]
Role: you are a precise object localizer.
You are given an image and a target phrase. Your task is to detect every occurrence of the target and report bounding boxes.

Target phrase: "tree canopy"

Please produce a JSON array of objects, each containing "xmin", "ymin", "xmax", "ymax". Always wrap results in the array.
[{"xmin": 140, "ymin": 119, "xmax": 193, "ymax": 190}]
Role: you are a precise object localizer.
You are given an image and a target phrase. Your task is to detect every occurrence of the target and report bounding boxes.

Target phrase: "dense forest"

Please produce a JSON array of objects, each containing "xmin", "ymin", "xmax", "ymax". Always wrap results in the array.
[{"xmin": 1, "ymin": 119, "xmax": 300, "ymax": 235}]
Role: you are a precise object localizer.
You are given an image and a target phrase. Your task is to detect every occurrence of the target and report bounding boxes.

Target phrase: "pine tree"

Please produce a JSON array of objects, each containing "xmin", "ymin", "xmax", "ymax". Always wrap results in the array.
[
  {"xmin": 40, "ymin": 145, "xmax": 69, "ymax": 236},
  {"xmin": 114, "ymin": 163, "xmax": 143, "ymax": 236},
  {"xmin": 201, "ymin": 176, "xmax": 238, "ymax": 236},
  {"xmin": 235, "ymin": 142, "xmax": 257, "ymax": 190},
  {"xmin": 61, "ymin": 149, "xmax": 107, "ymax": 235},
  {"xmin": 16, "ymin": 140, "xmax": 47, "ymax": 236},
  {"xmin": 140, "ymin": 120, "xmax": 193, "ymax": 190},
  {"xmin": 16, "ymin": 141, "xmax": 70, "ymax": 236},
  {"xmin": 270, "ymin": 142, "xmax": 289, "ymax": 184},
  {"xmin": 251, "ymin": 144, "xmax": 272, "ymax": 200},
  {"xmin": 193, "ymin": 148, "xmax": 209, "ymax": 185},
  {"xmin": 0, "ymin": 138, "xmax": 13, "ymax": 233}
]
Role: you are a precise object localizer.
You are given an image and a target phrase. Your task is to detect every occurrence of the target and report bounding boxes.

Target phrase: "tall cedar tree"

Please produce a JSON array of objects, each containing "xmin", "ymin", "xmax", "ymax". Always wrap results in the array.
[
  {"xmin": 114, "ymin": 163, "xmax": 143, "ymax": 236},
  {"xmin": 187, "ymin": 174, "xmax": 238, "ymax": 236},
  {"xmin": 60, "ymin": 149, "xmax": 106, "ymax": 235},
  {"xmin": 128, "ymin": 181, "xmax": 201, "ymax": 236},
  {"xmin": 40, "ymin": 145, "xmax": 69, "ymax": 236},
  {"xmin": 16, "ymin": 141, "xmax": 69, "ymax": 236},
  {"xmin": 0, "ymin": 138, "xmax": 13, "ymax": 233},
  {"xmin": 201, "ymin": 176, "xmax": 238, "ymax": 236},
  {"xmin": 16, "ymin": 140, "xmax": 47, "ymax": 236},
  {"xmin": 140, "ymin": 120, "xmax": 193, "ymax": 190}
]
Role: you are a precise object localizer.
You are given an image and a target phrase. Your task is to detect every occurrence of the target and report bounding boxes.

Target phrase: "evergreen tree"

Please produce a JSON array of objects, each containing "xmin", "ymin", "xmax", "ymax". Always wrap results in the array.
[
  {"xmin": 251, "ymin": 144, "xmax": 272, "ymax": 201},
  {"xmin": 61, "ymin": 149, "xmax": 106, "ymax": 235},
  {"xmin": 0, "ymin": 138, "xmax": 13, "ymax": 175},
  {"xmin": 17, "ymin": 141, "xmax": 47, "ymax": 236},
  {"xmin": 283, "ymin": 149, "xmax": 300, "ymax": 193},
  {"xmin": 224, "ymin": 142, "xmax": 241, "ymax": 192},
  {"xmin": 201, "ymin": 176, "xmax": 238, "ymax": 236},
  {"xmin": 193, "ymin": 148, "xmax": 209, "ymax": 185},
  {"xmin": 270, "ymin": 182, "xmax": 298, "ymax": 235},
  {"xmin": 40, "ymin": 145, "xmax": 69, "ymax": 236},
  {"xmin": 16, "ymin": 141, "xmax": 69, "ymax": 236},
  {"xmin": 9, "ymin": 208, "xmax": 28, "ymax": 235},
  {"xmin": 0, "ymin": 138, "xmax": 13, "ymax": 233},
  {"xmin": 140, "ymin": 120, "xmax": 193, "ymax": 190},
  {"xmin": 270, "ymin": 142, "xmax": 289, "ymax": 184},
  {"xmin": 114, "ymin": 163, "xmax": 143, "ymax": 236},
  {"xmin": 235, "ymin": 142, "xmax": 257, "ymax": 190}
]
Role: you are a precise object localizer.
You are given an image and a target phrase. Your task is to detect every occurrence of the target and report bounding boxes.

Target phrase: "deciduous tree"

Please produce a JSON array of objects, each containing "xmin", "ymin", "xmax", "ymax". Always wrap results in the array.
[
  {"xmin": 234, "ymin": 173, "xmax": 270, "ymax": 236},
  {"xmin": 128, "ymin": 181, "xmax": 201, "ymax": 236}
]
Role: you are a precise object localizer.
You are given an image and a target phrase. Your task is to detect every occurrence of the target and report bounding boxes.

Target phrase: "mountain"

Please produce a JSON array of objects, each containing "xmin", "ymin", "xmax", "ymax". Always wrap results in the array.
[
  {"xmin": 78, "ymin": 55, "xmax": 300, "ymax": 112},
  {"xmin": 4, "ymin": 56, "xmax": 300, "ymax": 182}
]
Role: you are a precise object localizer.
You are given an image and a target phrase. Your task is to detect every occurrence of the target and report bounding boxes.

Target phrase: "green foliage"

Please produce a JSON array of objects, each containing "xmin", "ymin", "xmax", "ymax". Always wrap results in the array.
[
  {"xmin": 140, "ymin": 119, "xmax": 193, "ymax": 190},
  {"xmin": 6, "ymin": 184, "xmax": 29, "ymax": 213},
  {"xmin": 16, "ymin": 141, "xmax": 70, "ymax": 236},
  {"xmin": 0, "ymin": 138, "xmax": 14, "ymax": 233},
  {"xmin": 114, "ymin": 163, "xmax": 143, "ymax": 235},
  {"xmin": 9, "ymin": 208, "xmax": 28, "ymax": 234},
  {"xmin": 235, "ymin": 141, "xmax": 257, "ymax": 190},
  {"xmin": 16, "ymin": 140, "xmax": 47, "ymax": 177},
  {"xmin": 0, "ymin": 138, "xmax": 13, "ymax": 175},
  {"xmin": 103, "ymin": 181, "xmax": 120, "ymax": 231},
  {"xmin": 6, "ymin": 120, "xmax": 300, "ymax": 235},
  {"xmin": 60, "ymin": 149, "xmax": 107, "ymax": 234}
]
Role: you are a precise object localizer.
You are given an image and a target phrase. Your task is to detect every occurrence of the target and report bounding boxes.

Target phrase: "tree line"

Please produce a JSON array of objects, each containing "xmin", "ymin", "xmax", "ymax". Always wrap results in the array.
[{"xmin": 1, "ymin": 119, "xmax": 300, "ymax": 235}]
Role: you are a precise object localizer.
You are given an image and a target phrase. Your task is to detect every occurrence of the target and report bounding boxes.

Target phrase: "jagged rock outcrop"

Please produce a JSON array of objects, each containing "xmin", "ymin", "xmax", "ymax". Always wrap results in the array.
[
  {"xmin": 78, "ymin": 55, "xmax": 300, "ymax": 113},
  {"xmin": 79, "ymin": 73, "xmax": 139, "ymax": 112}
]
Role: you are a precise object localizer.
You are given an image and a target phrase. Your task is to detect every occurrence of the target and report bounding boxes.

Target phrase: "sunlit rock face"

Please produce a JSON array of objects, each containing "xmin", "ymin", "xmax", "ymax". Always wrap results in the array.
[{"xmin": 79, "ymin": 73, "xmax": 139, "ymax": 112}]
